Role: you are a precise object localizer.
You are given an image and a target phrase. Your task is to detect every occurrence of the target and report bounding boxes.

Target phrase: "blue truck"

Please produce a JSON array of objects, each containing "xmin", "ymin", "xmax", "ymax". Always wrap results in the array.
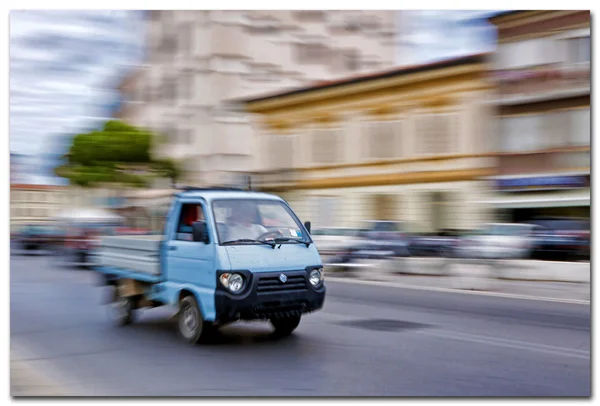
[{"xmin": 94, "ymin": 187, "xmax": 326, "ymax": 344}]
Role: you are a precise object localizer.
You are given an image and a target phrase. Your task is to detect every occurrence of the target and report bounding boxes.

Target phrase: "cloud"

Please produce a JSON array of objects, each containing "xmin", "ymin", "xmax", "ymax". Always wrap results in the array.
[
  {"xmin": 9, "ymin": 10, "xmax": 144, "ymax": 184},
  {"xmin": 401, "ymin": 10, "xmax": 497, "ymax": 64}
]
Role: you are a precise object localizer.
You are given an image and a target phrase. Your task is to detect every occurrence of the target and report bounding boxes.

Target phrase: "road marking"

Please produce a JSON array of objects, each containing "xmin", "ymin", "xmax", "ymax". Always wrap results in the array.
[
  {"xmin": 326, "ymin": 277, "xmax": 590, "ymax": 305},
  {"xmin": 415, "ymin": 329, "xmax": 590, "ymax": 360},
  {"xmin": 11, "ymin": 345, "xmax": 75, "ymax": 396},
  {"xmin": 310, "ymin": 312, "xmax": 589, "ymax": 360}
]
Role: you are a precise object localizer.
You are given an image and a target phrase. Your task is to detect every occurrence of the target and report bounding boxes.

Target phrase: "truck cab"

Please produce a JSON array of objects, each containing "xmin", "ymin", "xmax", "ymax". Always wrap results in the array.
[{"xmin": 97, "ymin": 188, "xmax": 326, "ymax": 344}]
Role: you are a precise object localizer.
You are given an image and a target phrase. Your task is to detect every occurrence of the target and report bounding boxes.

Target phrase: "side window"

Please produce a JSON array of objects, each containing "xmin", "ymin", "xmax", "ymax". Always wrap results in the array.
[{"xmin": 176, "ymin": 203, "xmax": 205, "ymax": 241}]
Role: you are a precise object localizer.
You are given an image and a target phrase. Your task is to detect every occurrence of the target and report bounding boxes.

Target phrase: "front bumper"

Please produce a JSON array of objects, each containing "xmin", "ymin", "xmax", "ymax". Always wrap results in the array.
[{"xmin": 214, "ymin": 269, "xmax": 326, "ymax": 324}]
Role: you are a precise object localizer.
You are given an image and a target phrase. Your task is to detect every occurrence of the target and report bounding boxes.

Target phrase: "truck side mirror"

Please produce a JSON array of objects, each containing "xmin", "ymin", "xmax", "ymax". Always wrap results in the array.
[
  {"xmin": 304, "ymin": 221, "xmax": 311, "ymax": 234},
  {"xmin": 192, "ymin": 221, "xmax": 209, "ymax": 244}
]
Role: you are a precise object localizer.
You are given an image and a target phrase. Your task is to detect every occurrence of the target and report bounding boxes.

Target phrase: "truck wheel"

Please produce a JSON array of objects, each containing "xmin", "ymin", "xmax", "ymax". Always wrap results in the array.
[
  {"xmin": 111, "ymin": 293, "xmax": 136, "ymax": 326},
  {"xmin": 178, "ymin": 295, "xmax": 211, "ymax": 345},
  {"xmin": 271, "ymin": 315, "xmax": 301, "ymax": 337}
]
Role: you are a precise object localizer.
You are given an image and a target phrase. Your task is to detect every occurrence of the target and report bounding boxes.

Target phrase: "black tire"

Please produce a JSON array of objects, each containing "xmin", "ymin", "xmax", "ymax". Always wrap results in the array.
[
  {"xmin": 178, "ymin": 295, "xmax": 212, "ymax": 345},
  {"xmin": 270, "ymin": 315, "xmax": 301, "ymax": 337},
  {"xmin": 110, "ymin": 291, "xmax": 136, "ymax": 326}
]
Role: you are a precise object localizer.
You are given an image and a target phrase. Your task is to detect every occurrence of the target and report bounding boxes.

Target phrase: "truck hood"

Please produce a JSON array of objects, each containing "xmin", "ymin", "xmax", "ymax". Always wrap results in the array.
[{"xmin": 224, "ymin": 244, "xmax": 322, "ymax": 272}]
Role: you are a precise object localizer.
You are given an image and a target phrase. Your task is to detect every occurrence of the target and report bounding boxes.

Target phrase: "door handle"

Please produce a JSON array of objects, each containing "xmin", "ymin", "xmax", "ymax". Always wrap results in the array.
[{"xmin": 169, "ymin": 245, "xmax": 177, "ymax": 251}]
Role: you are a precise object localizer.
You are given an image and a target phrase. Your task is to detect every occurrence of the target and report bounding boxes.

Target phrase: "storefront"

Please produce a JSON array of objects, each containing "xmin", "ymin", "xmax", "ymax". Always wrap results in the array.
[{"xmin": 480, "ymin": 173, "xmax": 590, "ymax": 223}]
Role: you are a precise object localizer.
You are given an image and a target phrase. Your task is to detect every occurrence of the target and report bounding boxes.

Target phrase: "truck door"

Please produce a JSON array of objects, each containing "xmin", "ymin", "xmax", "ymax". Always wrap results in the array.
[{"xmin": 165, "ymin": 201, "xmax": 214, "ymax": 288}]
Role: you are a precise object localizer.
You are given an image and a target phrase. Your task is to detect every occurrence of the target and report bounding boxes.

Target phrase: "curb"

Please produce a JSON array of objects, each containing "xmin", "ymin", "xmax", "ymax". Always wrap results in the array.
[{"xmin": 325, "ymin": 276, "xmax": 590, "ymax": 305}]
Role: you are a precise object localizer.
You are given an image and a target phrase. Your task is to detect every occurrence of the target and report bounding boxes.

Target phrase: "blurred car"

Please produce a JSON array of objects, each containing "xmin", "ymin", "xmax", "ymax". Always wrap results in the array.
[
  {"xmin": 407, "ymin": 229, "xmax": 462, "ymax": 258},
  {"xmin": 310, "ymin": 227, "xmax": 364, "ymax": 256},
  {"xmin": 327, "ymin": 220, "xmax": 411, "ymax": 263},
  {"xmin": 456, "ymin": 223, "xmax": 539, "ymax": 260},
  {"xmin": 18, "ymin": 224, "xmax": 62, "ymax": 252},
  {"xmin": 528, "ymin": 217, "xmax": 590, "ymax": 261}
]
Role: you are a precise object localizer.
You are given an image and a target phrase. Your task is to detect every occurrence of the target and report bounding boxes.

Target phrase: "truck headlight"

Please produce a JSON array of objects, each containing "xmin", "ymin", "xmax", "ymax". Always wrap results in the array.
[
  {"xmin": 219, "ymin": 273, "xmax": 245, "ymax": 293},
  {"xmin": 309, "ymin": 268, "xmax": 324, "ymax": 287}
]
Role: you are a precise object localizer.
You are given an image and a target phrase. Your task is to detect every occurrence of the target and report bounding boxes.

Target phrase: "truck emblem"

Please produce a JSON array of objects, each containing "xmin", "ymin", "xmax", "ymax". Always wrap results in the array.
[{"xmin": 279, "ymin": 274, "xmax": 287, "ymax": 283}]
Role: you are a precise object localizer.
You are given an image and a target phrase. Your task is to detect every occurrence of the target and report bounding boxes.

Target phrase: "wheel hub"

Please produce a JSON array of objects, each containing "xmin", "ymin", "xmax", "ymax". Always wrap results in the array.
[{"xmin": 181, "ymin": 306, "xmax": 198, "ymax": 336}]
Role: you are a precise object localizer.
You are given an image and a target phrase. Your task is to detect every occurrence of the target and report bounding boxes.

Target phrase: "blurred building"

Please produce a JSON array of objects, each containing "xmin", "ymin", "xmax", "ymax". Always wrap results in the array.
[
  {"xmin": 240, "ymin": 54, "xmax": 496, "ymax": 232},
  {"xmin": 484, "ymin": 11, "xmax": 590, "ymax": 222},
  {"xmin": 10, "ymin": 184, "xmax": 69, "ymax": 232},
  {"xmin": 116, "ymin": 11, "xmax": 399, "ymax": 187},
  {"xmin": 10, "ymin": 153, "xmax": 26, "ymax": 184}
]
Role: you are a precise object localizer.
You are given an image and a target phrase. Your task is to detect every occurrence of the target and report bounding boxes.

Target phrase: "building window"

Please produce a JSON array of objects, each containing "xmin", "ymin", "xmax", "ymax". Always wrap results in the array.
[
  {"xmin": 497, "ymin": 37, "xmax": 552, "ymax": 70},
  {"xmin": 571, "ymin": 108, "xmax": 590, "ymax": 146},
  {"xmin": 343, "ymin": 19, "xmax": 362, "ymax": 33},
  {"xmin": 181, "ymin": 69, "xmax": 194, "ymax": 100},
  {"xmin": 313, "ymin": 196, "xmax": 337, "ymax": 228},
  {"xmin": 296, "ymin": 43, "xmax": 330, "ymax": 64},
  {"xmin": 363, "ymin": 120, "xmax": 402, "ymax": 160},
  {"xmin": 312, "ymin": 128, "xmax": 341, "ymax": 165},
  {"xmin": 185, "ymin": 129, "xmax": 194, "ymax": 145},
  {"xmin": 501, "ymin": 115, "xmax": 543, "ymax": 153},
  {"xmin": 541, "ymin": 110, "xmax": 570, "ymax": 149},
  {"xmin": 294, "ymin": 11, "xmax": 326, "ymax": 22},
  {"xmin": 344, "ymin": 49, "xmax": 361, "ymax": 71},
  {"xmin": 246, "ymin": 22, "xmax": 280, "ymax": 35},
  {"xmin": 180, "ymin": 23, "xmax": 193, "ymax": 56},
  {"xmin": 416, "ymin": 113, "xmax": 457, "ymax": 155},
  {"xmin": 269, "ymin": 134, "xmax": 294, "ymax": 170},
  {"xmin": 212, "ymin": 57, "xmax": 249, "ymax": 74},
  {"xmin": 564, "ymin": 36, "xmax": 590, "ymax": 64},
  {"xmin": 163, "ymin": 76, "xmax": 177, "ymax": 103}
]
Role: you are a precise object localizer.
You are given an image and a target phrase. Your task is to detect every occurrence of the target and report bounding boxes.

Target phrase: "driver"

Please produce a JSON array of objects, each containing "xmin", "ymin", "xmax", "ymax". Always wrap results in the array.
[{"xmin": 226, "ymin": 204, "xmax": 268, "ymax": 241}]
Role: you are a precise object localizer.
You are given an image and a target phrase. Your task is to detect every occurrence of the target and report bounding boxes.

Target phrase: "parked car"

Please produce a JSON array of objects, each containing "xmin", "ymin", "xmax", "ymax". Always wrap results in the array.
[
  {"xmin": 327, "ymin": 220, "xmax": 411, "ymax": 264},
  {"xmin": 407, "ymin": 229, "xmax": 463, "ymax": 258},
  {"xmin": 456, "ymin": 223, "xmax": 539, "ymax": 260},
  {"xmin": 310, "ymin": 227, "xmax": 364, "ymax": 256},
  {"xmin": 528, "ymin": 217, "xmax": 590, "ymax": 261},
  {"xmin": 18, "ymin": 225, "xmax": 62, "ymax": 252}
]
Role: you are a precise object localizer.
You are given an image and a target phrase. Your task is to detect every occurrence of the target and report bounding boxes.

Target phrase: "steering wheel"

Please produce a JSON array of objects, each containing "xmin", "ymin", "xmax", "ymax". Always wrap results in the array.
[{"xmin": 256, "ymin": 230, "xmax": 283, "ymax": 241}]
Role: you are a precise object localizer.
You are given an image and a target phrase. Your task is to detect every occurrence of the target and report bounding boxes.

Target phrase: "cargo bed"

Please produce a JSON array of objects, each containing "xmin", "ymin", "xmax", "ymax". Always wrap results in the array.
[{"xmin": 94, "ymin": 235, "xmax": 163, "ymax": 283}]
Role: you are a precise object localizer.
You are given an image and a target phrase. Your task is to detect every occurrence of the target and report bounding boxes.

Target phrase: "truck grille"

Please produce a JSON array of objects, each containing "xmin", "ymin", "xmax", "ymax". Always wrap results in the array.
[
  {"xmin": 256, "ymin": 273, "xmax": 307, "ymax": 294},
  {"xmin": 254, "ymin": 300, "xmax": 309, "ymax": 318}
]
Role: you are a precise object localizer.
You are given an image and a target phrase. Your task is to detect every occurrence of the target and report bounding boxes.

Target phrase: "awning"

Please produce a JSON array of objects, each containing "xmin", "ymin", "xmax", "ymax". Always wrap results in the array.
[{"xmin": 477, "ymin": 190, "xmax": 590, "ymax": 209}]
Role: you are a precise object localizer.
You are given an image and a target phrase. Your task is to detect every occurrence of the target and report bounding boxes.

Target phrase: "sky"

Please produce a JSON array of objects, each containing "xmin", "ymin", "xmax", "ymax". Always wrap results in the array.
[
  {"xmin": 9, "ymin": 10, "xmax": 144, "ymax": 184},
  {"xmin": 402, "ymin": 10, "xmax": 497, "ymax": 63},
  {"xmin": 9, "ymin": 10, "xmax": 498, "ymax": 185}
]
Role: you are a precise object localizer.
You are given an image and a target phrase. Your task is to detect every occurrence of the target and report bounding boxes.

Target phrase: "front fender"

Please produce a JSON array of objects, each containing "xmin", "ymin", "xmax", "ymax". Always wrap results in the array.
[{"xmin": 161, "ymin": 282, "xmax": 216, "ymax": 322}]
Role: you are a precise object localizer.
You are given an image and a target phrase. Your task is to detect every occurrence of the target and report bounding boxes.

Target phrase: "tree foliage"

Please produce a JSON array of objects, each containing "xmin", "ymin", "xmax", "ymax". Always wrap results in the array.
[{"xmin": 54, "ymin": 120, "xmax": 180, "ymax": 188}]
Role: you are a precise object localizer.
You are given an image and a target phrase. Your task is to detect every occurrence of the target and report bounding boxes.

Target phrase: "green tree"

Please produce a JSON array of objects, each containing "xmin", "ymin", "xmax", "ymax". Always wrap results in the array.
[{"xmin": 55, "ymin": 120, "xmax": 181, "ymax": 188}]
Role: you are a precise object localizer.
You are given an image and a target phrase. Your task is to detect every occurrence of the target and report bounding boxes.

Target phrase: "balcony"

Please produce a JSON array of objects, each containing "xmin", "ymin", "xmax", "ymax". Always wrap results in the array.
[
  {"xmin": 496, "ymin": 148, "xmax": 590, "ymax": 176},
  {"xmin": 492, "ymin": 63, "xmax": 590, "ymax": 105}
]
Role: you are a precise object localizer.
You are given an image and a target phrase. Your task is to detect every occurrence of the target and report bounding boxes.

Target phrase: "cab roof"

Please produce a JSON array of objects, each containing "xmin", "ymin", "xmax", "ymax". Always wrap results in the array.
[{"xmin": 176, "ymin": 188, "xmax": 283, "ymax": 203}]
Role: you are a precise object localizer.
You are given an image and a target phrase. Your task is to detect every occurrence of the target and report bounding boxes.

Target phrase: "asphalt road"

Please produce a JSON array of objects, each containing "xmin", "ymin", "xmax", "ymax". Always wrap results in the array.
[{"xmin": 10, "ymin": 252, "xmax": 590, "ymax": 396}]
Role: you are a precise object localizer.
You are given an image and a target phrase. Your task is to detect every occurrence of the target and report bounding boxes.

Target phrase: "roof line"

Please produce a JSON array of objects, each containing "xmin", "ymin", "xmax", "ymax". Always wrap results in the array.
[{"xmin": 236, "ymin": 52, "xmax": 490, "ymax": 105}]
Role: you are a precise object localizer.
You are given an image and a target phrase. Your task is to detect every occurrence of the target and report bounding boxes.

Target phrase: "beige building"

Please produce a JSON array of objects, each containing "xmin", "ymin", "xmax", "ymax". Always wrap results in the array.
[
  {"xmin": 484, "ymin": 11, "xmax": 590, "ymax": 222},
  {"xmin": 116, "ymin": 11, "xmax": 399, "ymax": 187},
  {"xmin": 10, "ymin": 184, "xmax": 69, "ymax": 232},
  {"xmin": 10, "ymin": 183, "xmax": 134, "ymax": 233},
  {"xmin": 240, "ymin": 54, "xmax": 497, "ymax": 232}
]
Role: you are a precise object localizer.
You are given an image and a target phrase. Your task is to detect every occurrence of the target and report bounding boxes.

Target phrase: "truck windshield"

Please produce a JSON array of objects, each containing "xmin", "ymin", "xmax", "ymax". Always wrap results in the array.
[{"xmin": 212, "ymin": 199, "xmax": 309, "ymax": 245}]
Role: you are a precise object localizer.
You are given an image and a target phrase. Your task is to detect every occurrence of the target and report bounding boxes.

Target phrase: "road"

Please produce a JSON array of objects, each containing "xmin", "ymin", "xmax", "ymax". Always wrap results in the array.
[{"xmin": 11, "ymin": 252, "xmax": 590, "ymax": 396}]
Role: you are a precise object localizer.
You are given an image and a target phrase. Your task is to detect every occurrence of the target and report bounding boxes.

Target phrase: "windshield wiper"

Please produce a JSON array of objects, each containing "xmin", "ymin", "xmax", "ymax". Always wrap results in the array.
[
  {"xmin": 222, "ymin": 239, "xmax": 276, "ymax": 248},
  {"xmin": 273, "ymin": 237, "xmax": 311, "ymax": 248}
]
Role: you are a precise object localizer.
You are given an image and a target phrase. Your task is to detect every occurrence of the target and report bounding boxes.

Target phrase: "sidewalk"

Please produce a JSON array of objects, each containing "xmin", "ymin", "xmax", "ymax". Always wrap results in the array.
[
  {"xmin": 10, "ymin": 345, "xmax": 75, "ymax": 397},
  {"xmin": 11, "ymin": 356, "xmax": 71, "ymax": 397},
  {"xmin": 326, "ymin": 258, "xmax": 590, "ymax": 302}
]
